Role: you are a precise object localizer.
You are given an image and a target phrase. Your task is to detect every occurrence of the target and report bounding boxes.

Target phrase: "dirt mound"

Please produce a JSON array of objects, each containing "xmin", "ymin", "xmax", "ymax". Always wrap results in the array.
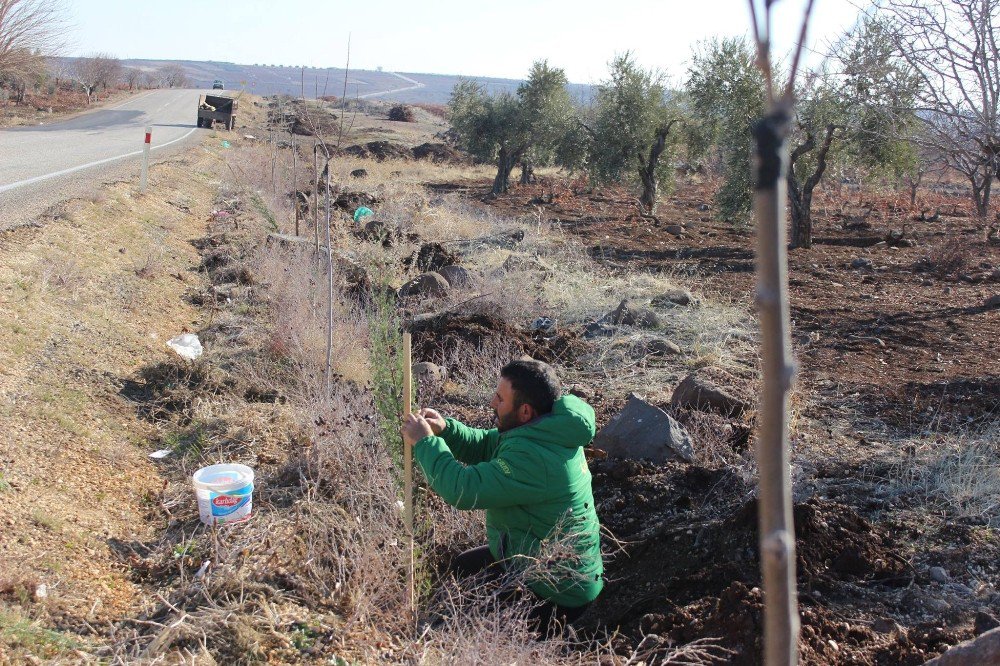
[
  {"xmin": 412, "ymin": 142, "xmax": 464, "ymax": 163},
  {"xmin": 587, "ymin": 455, "xmax": 918, "ymax": 662},
  {"xmin": 334, "ymin": 191, "xmax": 381, "ymax": 213},
  {"xmin": 344, "ymin": 141, "xmax": 411, "ymax": 162},
  {"xmin": 403, "ymin": 242, "xmax": 461, "ymax": 273},
  {"xmin": 121, "ymin": 360, "xmax": 243, "ymax": 422},
  {"xmin": 410, "ymin": 312, "xmax": 593, "ymax": 367},
  {"xmin": 795, "ymin": 499, "xmax": 911, "ymax": 586}
]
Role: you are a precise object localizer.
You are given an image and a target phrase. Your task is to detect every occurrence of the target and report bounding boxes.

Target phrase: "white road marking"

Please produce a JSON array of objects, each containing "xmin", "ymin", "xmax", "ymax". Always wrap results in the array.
[{"xmin": 0, "ymin": 127, "xmax": 198, "ymax": 194}]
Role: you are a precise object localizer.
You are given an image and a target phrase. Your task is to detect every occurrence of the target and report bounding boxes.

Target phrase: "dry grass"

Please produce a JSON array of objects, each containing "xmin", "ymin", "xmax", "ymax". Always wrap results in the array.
[
  {"xmin": 0, "ymin": 144, "xmax": 226, "ymax": 662},
  {"xmin": 73, "ymin": 125, "xmax": 762, "ymax": 663},
  {"xmin": 884, "ymin": 420, "xmax": 1000, "ymax": 525},
  {"xmin": 918, "ymin": 234, "xmax": 970, "ymax": 278}
]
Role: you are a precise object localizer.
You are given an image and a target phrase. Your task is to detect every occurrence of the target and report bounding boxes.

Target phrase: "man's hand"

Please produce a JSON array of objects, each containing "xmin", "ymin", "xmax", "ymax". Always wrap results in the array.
[
  {"xmin": 418, "ymin": 408, "xmax": 447, "ymax": 435},
  {"xmin": 401, "ymin": 413, "xmax": 434, "ymax": 448}
]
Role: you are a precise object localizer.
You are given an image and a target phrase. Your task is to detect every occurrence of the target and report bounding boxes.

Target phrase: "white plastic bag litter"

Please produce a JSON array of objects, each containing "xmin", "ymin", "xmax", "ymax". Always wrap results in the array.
[{"xmin": 166, "ymin": 333, "xmax": 203, "ymax": 361}]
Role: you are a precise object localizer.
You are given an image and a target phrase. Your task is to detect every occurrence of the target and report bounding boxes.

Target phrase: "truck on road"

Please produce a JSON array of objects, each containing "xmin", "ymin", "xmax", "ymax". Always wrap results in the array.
[{"xmin": 197, "ymin": 93, "xmax": 238, "ymax": 130}]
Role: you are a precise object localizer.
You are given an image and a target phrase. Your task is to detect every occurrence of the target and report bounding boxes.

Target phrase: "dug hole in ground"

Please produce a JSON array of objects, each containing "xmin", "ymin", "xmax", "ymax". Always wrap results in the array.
[{"xmin": 1, "ymin": 96, "xmax": 998, "ymax": 665}]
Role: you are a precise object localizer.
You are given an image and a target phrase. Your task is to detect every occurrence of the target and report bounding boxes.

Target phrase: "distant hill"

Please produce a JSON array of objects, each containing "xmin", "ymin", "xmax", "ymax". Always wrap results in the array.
[{"xmin": 117, "ymin": 59, "xmax": 595, "ymax": 104}]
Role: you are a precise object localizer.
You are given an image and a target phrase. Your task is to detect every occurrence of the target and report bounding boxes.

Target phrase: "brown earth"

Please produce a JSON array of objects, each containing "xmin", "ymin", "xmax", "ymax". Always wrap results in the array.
[
  {"xmin": 421, "ymin": 174, "xmax": 999, "ymax": 664},
  {"xmin": 0, "ymin": 87, "xmax": 138, "ymax": 128}
]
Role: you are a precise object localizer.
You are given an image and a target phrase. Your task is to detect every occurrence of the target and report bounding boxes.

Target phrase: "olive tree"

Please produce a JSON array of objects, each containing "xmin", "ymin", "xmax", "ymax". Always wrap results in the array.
[
  {"xmin": 448, "ymin": 60, "xmax": 574, "ymax": 195},
  {"xmin": 787, "ymin": 18, "xmax": 920, "ymax": 247},
  {"xmin": 587, "ymin": 53, "xmax": 681, "ymax": 214},
  {"xmin": 686, "ymin": 37, "xmax": 767, "ymax": 225}
]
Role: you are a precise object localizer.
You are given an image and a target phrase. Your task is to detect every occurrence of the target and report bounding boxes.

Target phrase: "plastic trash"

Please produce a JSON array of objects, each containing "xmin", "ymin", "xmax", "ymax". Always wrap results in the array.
[
  {"xmin": 221, "ymin": 140, "xmax": 231, "ymax": 148},
  {"xmin": 353, "ymin": 206, "xmax": 374, "ymax": 223},
  {"xmin": 531, "ymin": 316, "xmax": 556, "ymax": 333},
  {"xmin": 193, "ymin": 463, "xmax": 255, "ymax": 526},
  {"xmin": 167, "ymin": 333, "xmax": 203, "ymax": 361}
]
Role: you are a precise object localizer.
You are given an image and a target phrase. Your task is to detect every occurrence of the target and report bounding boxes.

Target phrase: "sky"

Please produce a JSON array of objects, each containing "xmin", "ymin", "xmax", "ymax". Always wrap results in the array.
[{"xmin": 66, "ymin": 0, "xmax": 866, "ymax": 83}]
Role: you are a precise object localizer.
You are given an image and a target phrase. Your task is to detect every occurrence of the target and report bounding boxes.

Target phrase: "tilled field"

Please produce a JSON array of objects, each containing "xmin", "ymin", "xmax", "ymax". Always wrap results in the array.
[{"xmin": 420, "ymin": 175, "xmax": 1000, "ymax": 664}]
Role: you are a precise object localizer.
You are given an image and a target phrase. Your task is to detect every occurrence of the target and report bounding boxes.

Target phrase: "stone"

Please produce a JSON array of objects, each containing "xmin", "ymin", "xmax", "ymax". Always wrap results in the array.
[
  {"xmin": 851, "ymin": 258, "xmax": 873, "ymax": 269},
  {"xmin": 697, "ymin": 203, "xmax": 711, "ymax": 212},
  {"xmin": 872, "ymin": 618, "xmax": 903, "ymax": 634},
  {"xmin": 985, "ymin": 295, "xmax": 1000, "ymax": 309},
  {"xmin": 350, "ymin": 168, "xmax": 368, "ymax": 179},
  {"xmin": 592, "ymin": 394, "xmax": 694, "ymax": 463},
  {"xmin": 634, "ymin": 336, "xmax": 681, "ymax": 358},
  {"xmin": 925, "ymin": 597, "xmax": 951, "ymax": 613},
  {"xmin": 975, "ymin": 610, "xmax": 1000, "ymax": 636},
  {"xmin": 496, "ymin": 252, "xmax": 554, "ymax": 275},
  {"xmin": 398, "ymin": 272, "xmax": 449, "ymax": 299},
  {"xmin": 609, "ymin": 300, "xmax": 662, "ymax": 329},
  {"xmin": 362, "ymin": 219, "xmax": 395, "ymax": 243},
  {"xmin": 671, "ymin": 371, "xmax": 749, "ymax": 416},
  {"xmin": 531, "ymin": 316, "xmax": 556, "ymax": 333},
  {"xmin": 412, "ymin": 243, "xmax": 460, "ymax": 273},
  {"xmin": 436, "ymin": 265, "xmax": 474, "ymax": 288},
  {"xmin": 412, "ymin": 362, "xmax": 446, "ymax": 382},
  {"xmin": 664, "ymin": 224, "xmax": 685, "ymax": 237},
  {"xmin": 584, "ymin": 322, "xmax": 618, "ymax": 339},
  {"xmin": 651, "ymin": 289, "xmax": 694, "ymax": 307},
  {"xmin": 924, "ymin": 627, "xmax": 1000, "ymax": 665},
  {"xmin": 930, "ymin": 566, "xmax": 950, "ymax": 583},
  {"xmin": 947, "ymin": 583, "xmax": 975, "ymax": 597}
]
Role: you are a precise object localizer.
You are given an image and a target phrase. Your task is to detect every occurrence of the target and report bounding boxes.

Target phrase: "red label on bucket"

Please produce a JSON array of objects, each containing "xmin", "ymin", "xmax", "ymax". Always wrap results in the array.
[{"xmin": 213, "ymin": 495, "xmax": 240, "ymax": 508}]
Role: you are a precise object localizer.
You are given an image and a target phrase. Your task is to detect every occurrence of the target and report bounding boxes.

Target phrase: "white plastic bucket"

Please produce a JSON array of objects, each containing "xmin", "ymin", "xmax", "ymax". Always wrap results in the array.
[{"xmin": 192, "ymin": 463, "xmax": 254, "ymax": 526}]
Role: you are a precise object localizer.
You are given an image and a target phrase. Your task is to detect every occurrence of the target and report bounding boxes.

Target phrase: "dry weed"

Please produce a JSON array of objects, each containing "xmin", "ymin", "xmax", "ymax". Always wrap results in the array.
[
  {"xmin": 131, "ymin": 251, "xmax": 164, "ymax": 280},
  {"xmin": 109, "ymin": 132, "xmax": 769, "ymax": 664},
  {"xmin": 885, "ymin": 420, "xmax": 1000, "ymax": 525}
]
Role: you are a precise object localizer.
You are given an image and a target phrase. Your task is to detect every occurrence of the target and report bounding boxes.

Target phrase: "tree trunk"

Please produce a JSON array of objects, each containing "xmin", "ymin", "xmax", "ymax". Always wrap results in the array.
[
  {"xmin": 788, "ymin": 125, "xmax": 836, "ymax": 250},
  {"xmin": 972, "ymin": 173, "xmax": 992, "ymax": 220},
  {"xmin": 637, "ymin": 121, "xmax": 677, "ymax": 214},
  {"xmin": 788, "ymin": 176, "xmax": 812, "ymax": 249},
  {"xmin": 639, "ymin": 171, "xmax": 657, "ymax": 214},
  {"xmin": 908, "ymin": 173, "xmax": 921, "ymax": 207},
  {"xmin": 492, "ymin": 147, "xmax": 521, "ymax": 195},
  {"xmin": 519, "ymin": 159, "xmax": 535, "ymax": 184}
]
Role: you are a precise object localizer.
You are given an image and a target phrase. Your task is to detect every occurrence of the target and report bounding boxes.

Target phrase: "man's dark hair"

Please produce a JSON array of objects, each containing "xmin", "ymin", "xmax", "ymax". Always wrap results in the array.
[{"xmin": 500, "ymin": 359, "xmax": 561, "ymax": 416}]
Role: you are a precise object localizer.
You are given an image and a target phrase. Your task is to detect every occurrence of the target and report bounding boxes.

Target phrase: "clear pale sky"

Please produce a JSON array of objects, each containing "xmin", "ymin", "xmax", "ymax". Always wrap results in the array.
[{"xmin": 66, "ymin": 0, "xmax": 864, "ymax": 82}]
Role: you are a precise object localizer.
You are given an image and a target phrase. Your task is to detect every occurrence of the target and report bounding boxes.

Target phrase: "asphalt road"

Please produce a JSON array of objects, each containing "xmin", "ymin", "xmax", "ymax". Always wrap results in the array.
[{"xmin": 0, "ymin": 89, "xmax": 206, "ymax": 231}]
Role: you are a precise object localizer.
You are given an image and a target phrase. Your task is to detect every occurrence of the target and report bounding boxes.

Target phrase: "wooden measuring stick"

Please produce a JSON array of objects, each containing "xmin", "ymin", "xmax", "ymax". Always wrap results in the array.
[{"xmin": 402, "ymin": 331, "xmax": 415, "ymax": 613}]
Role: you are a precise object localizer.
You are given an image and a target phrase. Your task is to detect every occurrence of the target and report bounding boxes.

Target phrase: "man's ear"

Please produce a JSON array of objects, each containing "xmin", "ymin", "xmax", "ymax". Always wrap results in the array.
[{"xmin": 517, "ymin": 402, "xmax": 536, "ymax": 425}]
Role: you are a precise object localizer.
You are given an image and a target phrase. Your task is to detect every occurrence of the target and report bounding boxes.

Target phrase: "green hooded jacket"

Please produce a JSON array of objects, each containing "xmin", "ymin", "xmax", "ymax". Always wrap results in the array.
[{"xmin": 413, "ymin": 395, "xmax": 603, "ymax": 608}]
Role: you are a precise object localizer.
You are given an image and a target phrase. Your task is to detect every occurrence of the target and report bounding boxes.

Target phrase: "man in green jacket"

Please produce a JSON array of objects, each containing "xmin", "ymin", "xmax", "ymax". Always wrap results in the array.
[{"xmin": 401, "ymin": 359, "xmax": 603, "ymax": 631}]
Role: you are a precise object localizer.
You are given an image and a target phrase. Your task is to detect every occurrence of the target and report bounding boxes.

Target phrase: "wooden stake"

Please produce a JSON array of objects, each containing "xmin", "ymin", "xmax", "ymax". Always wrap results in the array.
[
  {"xmin": 402, "ymin": 331, "xmax": 415, "ymax": 614},
  {"xmin": 312, "ymin": 143, "xmax": 320, "ymax": 255},
  {"xmin": 292, "ymin": 131, "xmax": 298, "ymax": 236},
  {"xmin": 752, "ymin": 108, "xmax": 800, "ymax": 666}
]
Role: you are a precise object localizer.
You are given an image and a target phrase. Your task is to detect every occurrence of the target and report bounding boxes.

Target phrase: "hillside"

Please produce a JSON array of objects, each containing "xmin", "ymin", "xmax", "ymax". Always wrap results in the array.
[{"xmin": 117, "ymin": 58, "xmax": 596, "ymax": 103}]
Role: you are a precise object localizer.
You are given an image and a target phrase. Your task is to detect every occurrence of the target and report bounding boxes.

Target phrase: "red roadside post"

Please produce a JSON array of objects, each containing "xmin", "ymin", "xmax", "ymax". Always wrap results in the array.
[{"xmin": 140, "ymin": 125, "xmax": 152, "ymax": 193}]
